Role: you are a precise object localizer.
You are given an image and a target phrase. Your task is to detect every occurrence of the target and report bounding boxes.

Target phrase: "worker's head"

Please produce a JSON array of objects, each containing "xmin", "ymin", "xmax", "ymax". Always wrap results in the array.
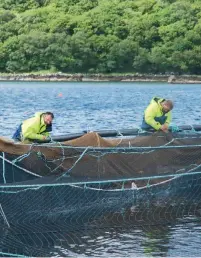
[
  {"xmin": 43, "ymin": 112, "xmax": 54, "ymax": 125},
  {"xmin": 161, "ymin": 100, "xmax": 174, "ymax": 113}
]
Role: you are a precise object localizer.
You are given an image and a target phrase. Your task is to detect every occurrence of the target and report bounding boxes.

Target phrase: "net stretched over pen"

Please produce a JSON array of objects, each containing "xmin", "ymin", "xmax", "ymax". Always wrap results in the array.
[
  {"xmin": 0, "ymin": 132, "xmax": 201, "ymax": 256},
  {"xmin": 0, "ymin": 131, "xmax": 201, "ymax": 183}
]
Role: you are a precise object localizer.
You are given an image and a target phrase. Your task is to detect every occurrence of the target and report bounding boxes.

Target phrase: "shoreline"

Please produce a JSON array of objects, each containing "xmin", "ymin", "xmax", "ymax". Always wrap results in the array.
[{"xmin": 0, "ymin": 73, "xmax": 201, "ymax": 84}]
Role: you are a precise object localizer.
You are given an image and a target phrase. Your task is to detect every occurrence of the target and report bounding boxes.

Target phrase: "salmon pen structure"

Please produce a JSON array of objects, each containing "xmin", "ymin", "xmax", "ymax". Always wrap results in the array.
[{"xmin": 0, "ymin": 127, "xmax": 201, "ymax": 225}]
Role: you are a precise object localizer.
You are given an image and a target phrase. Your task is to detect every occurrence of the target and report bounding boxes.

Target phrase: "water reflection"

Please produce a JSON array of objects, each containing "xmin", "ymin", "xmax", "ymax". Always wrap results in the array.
[{"xmin": 1, "ymin": 204, "xmax": 201, "ymax": 257}]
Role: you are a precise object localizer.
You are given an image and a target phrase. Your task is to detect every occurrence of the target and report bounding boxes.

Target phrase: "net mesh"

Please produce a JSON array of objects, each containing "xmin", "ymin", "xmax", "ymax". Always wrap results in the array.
[
  {"xmin": 1, "ymin": 131, "xmax": 201, "ymax": 181},
  {"xmin": 0, "ymin": 132, "xmax": 201, "ymax": 256}
]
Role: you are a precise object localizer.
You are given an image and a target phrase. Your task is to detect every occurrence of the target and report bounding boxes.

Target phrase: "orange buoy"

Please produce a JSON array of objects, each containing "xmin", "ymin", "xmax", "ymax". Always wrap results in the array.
[{"xmin": 58, "ymin": 93, "xmax": 63, "ymax": 97}]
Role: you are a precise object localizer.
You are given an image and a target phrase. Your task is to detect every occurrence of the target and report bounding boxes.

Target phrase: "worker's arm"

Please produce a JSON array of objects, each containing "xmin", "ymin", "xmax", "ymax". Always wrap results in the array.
[
  {"xmin": 22, "ymin": 119, "xmax": 47, "ymax": 141},
  {"xmin": 144, "ymin": 104, "xmax": 161, "ymax": 130}
]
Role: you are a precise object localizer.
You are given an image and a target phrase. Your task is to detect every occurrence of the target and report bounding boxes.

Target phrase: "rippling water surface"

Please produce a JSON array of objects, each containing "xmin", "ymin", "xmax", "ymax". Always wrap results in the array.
[
  {"xmin": 1, "ymin": 81, "xmax": 201, "ymax": 137},
  {"xmin": 1, "ymin": 81, "xmax": 201, "ymax": 257}
]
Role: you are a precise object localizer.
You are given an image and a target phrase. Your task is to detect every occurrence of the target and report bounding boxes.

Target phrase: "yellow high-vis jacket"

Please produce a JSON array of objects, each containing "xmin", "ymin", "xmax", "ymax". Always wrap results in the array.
[
  {"xmin": 143, "ymin": 97, "xmax": 172, "ymax": 130},
  {"xmin": 21, "ymin": 112, "xmax": 50, "ymax": 141}
]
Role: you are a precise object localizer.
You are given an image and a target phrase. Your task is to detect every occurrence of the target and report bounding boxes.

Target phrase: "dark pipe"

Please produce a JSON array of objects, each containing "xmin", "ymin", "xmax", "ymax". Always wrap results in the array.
[{"xmin": 46, "ymin": 125, "xmax": 201, "ymax": 142}]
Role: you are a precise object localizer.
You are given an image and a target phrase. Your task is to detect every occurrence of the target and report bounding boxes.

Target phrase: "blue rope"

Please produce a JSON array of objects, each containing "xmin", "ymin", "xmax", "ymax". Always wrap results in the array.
[
  {"xmin": 0, "ymin": 252, "xmax": 24, "ymax": 257},
  {"xmin": 57, "ymin": 146, "xmax": 90, "ymax": 180},
  {"xmin": 2, "ymin": 152, "xmax": 6, "ymax": 184},
  {"xmin": 189, "ymin": 124, "xmax": 196, "ymax": 133},
  {"xmin": 1, "ymin": 170, "xmax": 201, "ymax": 191},
  {"xmin": 170, "ymin": 125, "xmax": 180, "ymax": 132},
  {"xmin": 12, "ymin": 143, "xmax": 35, "ymax": 164}
]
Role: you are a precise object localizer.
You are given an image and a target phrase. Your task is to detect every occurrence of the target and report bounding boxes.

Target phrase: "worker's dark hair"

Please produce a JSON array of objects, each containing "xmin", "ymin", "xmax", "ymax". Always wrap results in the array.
[{"xmin": 44, "ymin": 112, "xmax": 54, "ymax": 119}]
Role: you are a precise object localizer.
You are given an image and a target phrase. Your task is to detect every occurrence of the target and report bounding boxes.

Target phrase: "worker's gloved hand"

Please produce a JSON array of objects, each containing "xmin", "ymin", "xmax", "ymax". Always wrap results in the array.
[
  {"xmin": 41, "ymin": 135, "xmax": 51, "ymax": 141},
  {"xmin": 160, "ymin": 124, "xmax": 169, "ymax": 133},
  {"xmin": 45, "ymin": 136, "xmax": 51, "ymax": 141}
]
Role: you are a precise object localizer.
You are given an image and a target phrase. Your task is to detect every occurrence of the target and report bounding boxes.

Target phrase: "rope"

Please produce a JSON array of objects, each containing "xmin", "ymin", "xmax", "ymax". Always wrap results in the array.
[
  {"xmin": 34, "ymin": 141, "xmax": 201, "ymax": 152},
  {"xmin": 2, "ymin": 152, "xmax": 6, "ymax": 184},
  {"xmin": 12, "ymin": 143, "xmax": 36, "ymax": 164},
  {"xmin": 137, "ymin": 128, "xmax": 146, "ymax": 134},
  {"xmin": 0, "ymin": 155, "xmax": 41, "ymax": 178},
  {"xmin": 2, "ymin": 129, "xmax": 201, "ymax": 189},
  {"xmin": 117, "ymin": 130, "xmax": 123, "ymax": 137},
  {"xmin": 0, "ymin": 252, "xmax": 24, "ymax": 257},
  {"xmin": 170, "ymin": 125, "xmax": 180, "ymax": 133},
  {"xmin": 0, "ymin": 169, "xmax": 201, "ymax": 190},
  {"xmin": 48, "ymin": 141, "xmax": 66, "ymax": 173},
  {"xmin": 57, "ymin": 146, "xmax": 90, "ymax": 179},
  {"xmin": 0, "ymin": 203, "xmax": 10, "ymax": 228},
  {"xmin": 189, "ymin": 124, "xmax": 196, "ymax": 133}
]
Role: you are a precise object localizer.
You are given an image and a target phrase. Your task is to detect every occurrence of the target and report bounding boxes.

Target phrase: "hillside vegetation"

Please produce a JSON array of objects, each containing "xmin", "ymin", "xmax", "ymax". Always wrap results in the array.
[{"xmin": 0, "ymin": 0, "xmax": 201, "ymax": 74}]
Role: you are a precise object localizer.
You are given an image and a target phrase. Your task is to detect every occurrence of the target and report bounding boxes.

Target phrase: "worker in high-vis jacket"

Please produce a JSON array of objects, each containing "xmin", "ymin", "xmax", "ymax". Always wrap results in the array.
[
  {"xmin": 141, "ymin": 97, "xmax": 173, "ymax": 132},
  {"xmin": 12, "ymin": 112, "xmax": 54, "ymax": 142}
]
